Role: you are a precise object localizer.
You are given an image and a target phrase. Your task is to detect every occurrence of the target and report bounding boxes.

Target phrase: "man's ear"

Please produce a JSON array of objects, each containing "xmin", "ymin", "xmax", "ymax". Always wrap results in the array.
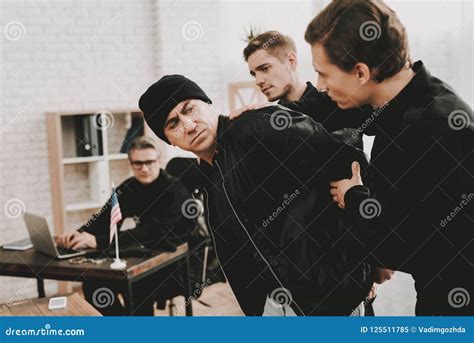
[
  {"xmin": 354, "ymin": 62, "xmax": 371, "ymax": 85},
  {"xmin": 287, "ymin": 52, "xmax": 298, "ymax": 70}
]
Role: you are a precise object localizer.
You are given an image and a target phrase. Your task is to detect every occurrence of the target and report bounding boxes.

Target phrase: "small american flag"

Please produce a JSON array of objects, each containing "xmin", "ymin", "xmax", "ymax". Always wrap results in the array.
[{"xmin": 109, "ymin": 187, "xmax": 122, "ymax": 244}]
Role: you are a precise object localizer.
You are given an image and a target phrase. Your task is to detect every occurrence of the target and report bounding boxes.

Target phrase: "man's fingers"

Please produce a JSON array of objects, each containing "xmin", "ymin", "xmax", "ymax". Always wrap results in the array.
[
  {"xmin": 67, "ymin": 231, "xmax": 78, "ymax": 244},
  {"xmin": 338, "ymin": 202, "xmax": 345, "ymax": 209},
  {"xmin": 252, "ymin": 102, "xmax": 272, "ymax": 110},
  {"xmin": 229, "ymin": 102, "xmax": 273, "ymax": 120},
  {"xmin": 69, "ymin": 238, "xmax": 83, "ymax": 250},
  {"xmin": 332, "ymin": 195, "xmax": 338, "ymax": 203},
  {"xmin": 68, "ymin": 235, "xmax": 84, "ymax": 249},
  {"xmin": 330, "ymin": 188, "xmax": 338, "ymax": 196},
  {"xmin": 229, "ymin": 106, "xmax": 249, "ymax": 119},
  {"xmin": 351, "ymin": 161, "xmax": 361, "ymax": 179}
]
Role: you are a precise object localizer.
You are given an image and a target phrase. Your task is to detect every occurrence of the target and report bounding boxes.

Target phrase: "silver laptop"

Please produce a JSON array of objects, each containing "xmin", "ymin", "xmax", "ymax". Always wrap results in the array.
[{"xmin": 23, "ymin": 212, "xmax": 86, "ymax": 259}]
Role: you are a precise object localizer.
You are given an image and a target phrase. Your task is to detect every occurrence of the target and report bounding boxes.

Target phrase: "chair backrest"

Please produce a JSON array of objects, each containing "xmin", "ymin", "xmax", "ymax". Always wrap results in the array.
[{"xmin": 228, "ymin": 81, "xmax": 266, "ymax": 111}]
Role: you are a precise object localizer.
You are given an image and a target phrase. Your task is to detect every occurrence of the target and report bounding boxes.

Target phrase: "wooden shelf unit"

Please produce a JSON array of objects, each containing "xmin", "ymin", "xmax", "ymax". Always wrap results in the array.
[{"xmin": 46, "ymin": 110, "xmax": 145, "ymax": 236}]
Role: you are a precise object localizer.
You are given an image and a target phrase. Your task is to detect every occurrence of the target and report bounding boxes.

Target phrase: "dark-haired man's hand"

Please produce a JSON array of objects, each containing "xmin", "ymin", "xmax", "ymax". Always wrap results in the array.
[{"xmin": 229, "ymin": 102, "xmax": 273, "ymax": 119}]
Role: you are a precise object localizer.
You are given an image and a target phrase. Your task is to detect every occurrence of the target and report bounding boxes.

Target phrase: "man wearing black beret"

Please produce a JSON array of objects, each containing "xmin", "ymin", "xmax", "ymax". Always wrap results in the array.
[{"xmin": 139, "ymin": 74, "xmax": 373, "ymax": 316}]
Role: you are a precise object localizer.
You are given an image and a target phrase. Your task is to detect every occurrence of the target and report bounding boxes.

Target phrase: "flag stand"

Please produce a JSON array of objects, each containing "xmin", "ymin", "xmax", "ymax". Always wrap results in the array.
[
  {"xmin": 110, "ymin": 228, "xmax": 127, "ymax": 270},
  {"xmin": 109, "ymin": 182, "xmax": 127, "ymax": 270}
]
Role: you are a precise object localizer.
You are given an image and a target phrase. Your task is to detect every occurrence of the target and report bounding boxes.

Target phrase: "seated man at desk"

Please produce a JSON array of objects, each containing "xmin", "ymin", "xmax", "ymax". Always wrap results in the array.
[{"xmin": 56, "ymin": 136, "xmax": 197, "ymax": 315}]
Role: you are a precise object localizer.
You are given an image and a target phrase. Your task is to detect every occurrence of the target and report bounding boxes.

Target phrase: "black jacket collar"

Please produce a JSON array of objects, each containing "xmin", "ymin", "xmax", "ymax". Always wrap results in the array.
[{"xmin": 364, "ymin": 60, "xmax": 428, "ymax": 135}]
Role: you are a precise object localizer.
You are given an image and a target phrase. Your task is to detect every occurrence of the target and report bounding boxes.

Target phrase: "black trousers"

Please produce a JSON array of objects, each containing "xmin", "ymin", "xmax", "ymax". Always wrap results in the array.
[{"xmin": 83, "ymin": 264, "xmax": 186, "ymax": 316}]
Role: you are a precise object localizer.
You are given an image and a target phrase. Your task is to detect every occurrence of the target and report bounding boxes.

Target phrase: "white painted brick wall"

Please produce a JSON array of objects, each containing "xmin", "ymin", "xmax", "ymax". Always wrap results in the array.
[
  {"xmin": 0, "ymin": 0, "xmax": 470, "ymax": 312},
  {"xmin": 0, "ymin": 0, "xmax": 158, "ymax": 303}
]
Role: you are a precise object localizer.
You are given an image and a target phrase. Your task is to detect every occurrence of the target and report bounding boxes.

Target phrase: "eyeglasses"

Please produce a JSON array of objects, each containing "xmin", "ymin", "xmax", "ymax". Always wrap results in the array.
[{"xmin": 129, "ymin": 159, "xmax": 157, "ymax": 170}]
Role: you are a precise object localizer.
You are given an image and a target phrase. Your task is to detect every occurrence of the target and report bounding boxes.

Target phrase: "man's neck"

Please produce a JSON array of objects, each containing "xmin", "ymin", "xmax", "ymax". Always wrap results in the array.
[
  {"xmin": 281, "ymin": 77, "xmax": 307, "ymax": 102},
  {"xmin": 198, "ymin": 143, "xmax": 217, "ymax": 165},
  {"xmin": 369, "ymin": 67, "xmax": 416, "ymax": 107}
]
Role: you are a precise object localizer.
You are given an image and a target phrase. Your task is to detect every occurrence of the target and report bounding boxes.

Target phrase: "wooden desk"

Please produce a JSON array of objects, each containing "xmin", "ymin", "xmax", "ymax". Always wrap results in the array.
[
  {"xmin": 0, "ymin": 243, "xmax": 192, "ymax": 316},
  {"xmin": 0, "ymin": 293, "xmax": 101, "ymax": 316}
]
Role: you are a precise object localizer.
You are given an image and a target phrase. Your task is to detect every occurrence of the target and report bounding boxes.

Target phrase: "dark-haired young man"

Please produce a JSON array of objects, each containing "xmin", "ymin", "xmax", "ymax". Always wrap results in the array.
[{"xmin": 303, "ymin": 0, "xmax": 473, "ymax": 315}]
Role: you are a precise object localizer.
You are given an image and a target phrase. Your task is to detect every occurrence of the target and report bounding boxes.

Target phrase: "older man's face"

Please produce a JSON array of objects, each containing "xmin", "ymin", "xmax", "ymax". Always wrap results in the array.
[{"xmin": 164, "ymin": 99, "xmax": 218, "ymax": 154}]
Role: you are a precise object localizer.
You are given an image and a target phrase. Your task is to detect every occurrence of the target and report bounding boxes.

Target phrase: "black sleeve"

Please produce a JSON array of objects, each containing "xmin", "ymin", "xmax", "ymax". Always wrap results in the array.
[
  {"xmin": 283, "ymin": 93, "xmax": 369, "ymax": 132},
  {"xmin": 256, "ymin": 111, "xmax": 373, "ymax": 307},
  {"xmin": 260, "ymin": 110, "xmax": 368, "ymax": 182},
  {"xmin": 118, "ymin": 180, "xmax": 196, "ymax": 249},
  {"xmin": 344, "ymin": 121, "xmax": 474, "ymax": 271}
]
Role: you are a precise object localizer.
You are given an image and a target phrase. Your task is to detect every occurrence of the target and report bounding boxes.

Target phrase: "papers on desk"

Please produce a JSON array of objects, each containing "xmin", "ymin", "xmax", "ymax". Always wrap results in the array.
[{"xmin": 2, "ymin": 238, "xmax": 33, "ymax": 251}]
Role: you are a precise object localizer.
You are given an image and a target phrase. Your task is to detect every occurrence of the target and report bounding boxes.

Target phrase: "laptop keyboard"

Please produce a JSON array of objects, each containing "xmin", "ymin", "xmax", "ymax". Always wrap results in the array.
[{"xmin": 57, "ymin": 246, "xmax": 80, "ymax": 255}]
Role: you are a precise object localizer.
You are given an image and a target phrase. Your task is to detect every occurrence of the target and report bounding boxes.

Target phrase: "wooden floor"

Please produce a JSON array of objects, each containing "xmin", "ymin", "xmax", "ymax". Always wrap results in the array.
[
  {"xmin": 72, "ymin": 274, "xmax": 415, "ymax": 316},
  {"xmin": 155, "ymin": 282, "xmax": 244, "ymax": 316},
  {"xmin": 159, "ymin": 273, "xmax": 417, "ymax": 316}
]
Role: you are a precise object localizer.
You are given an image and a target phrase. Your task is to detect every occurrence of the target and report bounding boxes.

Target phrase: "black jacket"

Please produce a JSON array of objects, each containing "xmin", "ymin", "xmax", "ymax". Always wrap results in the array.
[
  {"xmin": 291, "ymin": 61, "xmax": 473, "ymax": 315},
  {"xmin": 199, "ymin": 109, "xmax": 373, "ymax": 316},
  {"xmin": 280, "ymin": 82, "xmax": 364, "ymax": 150},
  {"xmin": 79, "ymin": 169, "xmax": 195, "ymax": 250}
]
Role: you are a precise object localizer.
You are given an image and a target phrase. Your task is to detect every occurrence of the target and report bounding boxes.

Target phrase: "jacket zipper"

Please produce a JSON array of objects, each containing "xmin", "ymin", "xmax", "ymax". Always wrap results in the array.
[
  {"xmin": 201, "ymin": 187, "xmax": 232, "ymax": 287},
  {"xmin": 215, "ymin": 160, "xmax": 306, "ymax": 316}
]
